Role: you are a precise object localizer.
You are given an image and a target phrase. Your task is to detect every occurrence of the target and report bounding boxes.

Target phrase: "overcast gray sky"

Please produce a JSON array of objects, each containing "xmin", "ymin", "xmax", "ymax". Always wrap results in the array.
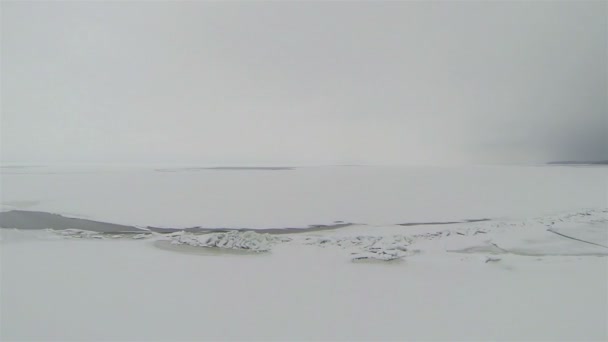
[{"xmin": 1, "ymin": 1, "xmax": 606, "ymax": 165}]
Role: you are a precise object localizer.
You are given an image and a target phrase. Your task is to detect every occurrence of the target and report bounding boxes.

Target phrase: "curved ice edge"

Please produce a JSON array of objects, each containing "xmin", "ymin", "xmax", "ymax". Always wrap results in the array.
[
  {"xmin": 0, "ymin": 210, "xmax": 146, "ymax": 233},
  {"xmin": 0, "ymin": 210, "xmax": 356, "ymax": 233},
  {"xmin": 0, "ymin": 209, "xmax": 493, "ymax": 234}
]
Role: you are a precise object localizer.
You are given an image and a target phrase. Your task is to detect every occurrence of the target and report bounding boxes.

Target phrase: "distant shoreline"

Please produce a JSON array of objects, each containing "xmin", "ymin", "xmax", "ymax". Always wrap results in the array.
[{"xmin": 547, "ymin": 160, "xmax": 608, "ymax": 165}]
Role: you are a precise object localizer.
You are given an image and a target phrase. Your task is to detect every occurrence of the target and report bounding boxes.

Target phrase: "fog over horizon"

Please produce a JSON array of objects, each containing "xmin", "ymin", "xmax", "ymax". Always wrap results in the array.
[{"xmin": 1, "ymin": 1, "xmax": 606, "ymax": 166}]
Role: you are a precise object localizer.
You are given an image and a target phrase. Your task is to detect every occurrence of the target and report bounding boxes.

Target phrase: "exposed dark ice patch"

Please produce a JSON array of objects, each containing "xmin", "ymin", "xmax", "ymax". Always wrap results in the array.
[
  {"xmin": 0, "ymin": 210, "xmax": 146, "ymax": 233},
  {"xmin": 0, "ymin": 210, "xmax": 352, "ymax": 234},
  {"xmin": 397, "ymin": 218, "xmax": 490, "ymax": 226},
  {"xmin": 243, "ymin": 223, "xmax": 355, "ymax": 235},
  {"xmin": 0, "ymin": 210, "xmax": 491, "ymax": 235}
]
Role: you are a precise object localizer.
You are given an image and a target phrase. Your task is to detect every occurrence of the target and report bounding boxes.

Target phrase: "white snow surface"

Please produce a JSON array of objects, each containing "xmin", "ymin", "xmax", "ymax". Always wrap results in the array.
[
  {"xmin": 1, "ymin": 165, "xmax": 607, "ymax": 340},
  {"xmin": 1, "ymin": 164, "xmax": 606, "ymax": 228},
  {"xmin": 1, "ymin": 208, "xmax": 607, "ymax": 340}
]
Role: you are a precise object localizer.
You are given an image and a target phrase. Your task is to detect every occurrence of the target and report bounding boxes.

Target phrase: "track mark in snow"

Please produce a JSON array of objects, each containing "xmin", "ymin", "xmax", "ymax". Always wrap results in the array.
[{"xmin": 546, "ymin": 228, "xmax": 608, "ymax": 249}]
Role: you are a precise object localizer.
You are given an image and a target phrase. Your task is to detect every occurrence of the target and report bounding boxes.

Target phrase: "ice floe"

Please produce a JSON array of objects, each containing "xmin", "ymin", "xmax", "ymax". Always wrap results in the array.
[
  {"xmin": 168, "ymin": 231, "xmax": 290, "ymax": 252},
  {"xmin": 302, "ymin": 235, "xmax": 413, "ymax": 261},
  {"xmin": 5, "ymin": 208, "xmax": 606, "ymax": 261}
]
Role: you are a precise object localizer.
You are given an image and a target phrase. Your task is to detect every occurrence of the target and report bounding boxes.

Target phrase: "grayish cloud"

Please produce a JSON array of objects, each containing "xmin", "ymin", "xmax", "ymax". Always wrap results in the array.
[{"xmin": 1, "ymin": 1, "xmax": 606, "ymax": 165}]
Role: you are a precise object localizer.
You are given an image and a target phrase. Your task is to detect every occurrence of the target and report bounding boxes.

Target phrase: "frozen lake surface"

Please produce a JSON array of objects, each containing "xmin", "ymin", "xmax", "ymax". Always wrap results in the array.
[
  {"xmin": 1, "ymin": 164, "xmax": 606, "ymax": 228},
  {"xmin": 1, "ymin": 165, "xmax": 606, "ymax": 340}
]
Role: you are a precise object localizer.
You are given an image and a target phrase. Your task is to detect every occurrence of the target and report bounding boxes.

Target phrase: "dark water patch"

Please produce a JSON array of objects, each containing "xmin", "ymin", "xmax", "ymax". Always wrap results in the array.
[
  {"xmin": 0, "ymin": 210, "xmax": 146, "ymax": 233},
  {"xmin": 146, "ymin": 222, "xmax": 355, "ymax": 235},
  {"xmin": 147, "ymin": 226, "xmax": 209, "ymax": 234},
  {"xmin": 397, "ymin": 218, "xmax": 490, "ymax": 226},
  {"xmin": 1, "ymin": 210, "xmax": 492, "ymax": 235},
  {"xmin": 248, "ymin": 223, "xmax": 354, "ymax": 234},
  {"xmin": 0, "ymin": 210, "xmax": 353, "ymax": 234}
]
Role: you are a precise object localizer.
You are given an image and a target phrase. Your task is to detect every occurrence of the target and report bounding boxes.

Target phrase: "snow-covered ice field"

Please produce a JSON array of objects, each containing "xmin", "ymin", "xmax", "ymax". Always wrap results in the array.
[
  {"xmin": 1, "ymin": 165, "xmax": 607, "ymax": 340},
  {"xmin": 1, "ymin": 164, "xmax": 606, "ymax": 228}
]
